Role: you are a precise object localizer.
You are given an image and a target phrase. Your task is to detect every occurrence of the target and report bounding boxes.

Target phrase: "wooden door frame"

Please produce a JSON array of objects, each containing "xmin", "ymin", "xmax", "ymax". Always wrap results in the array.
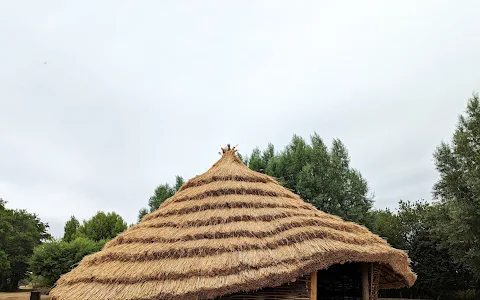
[
  {"xmin": 309, "ymin": 263, "xmax": 371, "ymax": 300},
  {"xmin": 310, "ymin": 271, "xmax": 317, "ymax": 299}
]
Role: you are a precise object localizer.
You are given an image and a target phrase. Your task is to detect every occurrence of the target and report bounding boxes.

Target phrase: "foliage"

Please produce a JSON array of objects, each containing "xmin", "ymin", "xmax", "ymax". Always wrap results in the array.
[
  {"xmin": 30, "ymin": 237, "xmax": 105, "ymax": 286},
  {"xmin": 372, "ymin": 200, "xmax": 429, "ymax": 250},
  {"xmin": 433, "ymin": 93, "xmax": 480, "ymax": 277},
  {"xmin": 28, "ymin": 273, "xmax": 50, "ymax": 289},
  {"xmin": 374, "ymin": 200, "xmax": 474, "ymax": 299},
  {"xmin": 408, "ymin": 226, "xmax": 474, "ymax": 299},
  {"xmin": 63, "ymin": 216, "xmax": 79, "ymax": 242},
  {"xmin": 0, "ymin": 199, "xmax": 51, "ymax": 291},
  {"xmin": 137, "ymin": 176, "xmax": 184, "ymax": 221},
  {"xmin": 76, "ymin": 211, "xmax": 127, "ymax": 242},
  {"xmin": 137, "ymin": 207, "xmax": 149, "ymax": 222},
  {"xmin": 370, "ymin": 208, "xmax": 405, "ymax": 249},
  {"xmin": 244, "ymin": 134, "xmax": 373, "ymax": 226},
  {"xmin": 371, "ymin": 93, "xmax": 480, "ymax": 298},
  {"xmin": 30, "ymin": 211, "xmax": 126, "ymax": 287},
  {"xmin": 0, "ymin": 250, "xmax": 9, "ymax": 273}
]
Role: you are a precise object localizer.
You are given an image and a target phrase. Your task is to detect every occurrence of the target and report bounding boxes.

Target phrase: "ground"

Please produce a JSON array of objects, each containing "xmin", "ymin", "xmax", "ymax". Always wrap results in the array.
[{"xmin": 0, "ymin": 293, "xmax": 50, "ymax": 300}]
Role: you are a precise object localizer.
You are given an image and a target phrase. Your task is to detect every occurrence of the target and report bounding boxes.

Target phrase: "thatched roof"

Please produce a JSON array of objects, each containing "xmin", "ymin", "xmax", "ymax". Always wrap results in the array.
[{"xmin": 50, "ymin": 146, "xmax": 416, "ymax": 300}]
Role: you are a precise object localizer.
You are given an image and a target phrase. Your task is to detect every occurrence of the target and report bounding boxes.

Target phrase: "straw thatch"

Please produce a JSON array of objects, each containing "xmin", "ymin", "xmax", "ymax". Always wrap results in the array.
[{"xmin": 50, "ymin": 146, "xmax": 416, "ymax": 300}]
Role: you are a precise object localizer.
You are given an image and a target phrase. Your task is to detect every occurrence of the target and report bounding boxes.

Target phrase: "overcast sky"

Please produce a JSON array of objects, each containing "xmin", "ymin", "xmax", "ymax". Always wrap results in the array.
[{"xmin": 1, "ymin": 1, "xmax": 479, "ymax": 238}]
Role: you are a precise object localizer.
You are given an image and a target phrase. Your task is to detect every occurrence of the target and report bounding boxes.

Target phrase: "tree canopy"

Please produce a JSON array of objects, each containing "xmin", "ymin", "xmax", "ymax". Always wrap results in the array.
[
  {"xmin": 76, "ymin": 211, "xmax": 128, "ymax": 242},
  {"xmin": 30, "ymin": 211, "xmax": 127, "ymax": 287},
  {"xmin": 373, "ymin": 200, "xmax": 473, "ymax": 299},
  {"xmin": 137, "ymin": 175, "xmax": 184, "ymax": 221},
  {"xmin": 63, "ymin": 216, "xmax": 80, "ymax": 243},
  {"xmin": 0, "ymin": 199, "xmax": 51, "ymax": 291},
  {"xmin": 243, "ymin": 134, "xmax": 373, "ymax": 226},
  {"xmin": 30, "ymin": 237, "xmax": 105, "ymax": 286},
  {"xmin": 433, "ymin": 93, "xmax": 480, "ymax": 277}
]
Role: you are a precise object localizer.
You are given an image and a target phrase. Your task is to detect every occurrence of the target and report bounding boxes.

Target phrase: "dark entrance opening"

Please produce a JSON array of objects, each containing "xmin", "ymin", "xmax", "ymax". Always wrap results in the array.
[{"xmin": 316, "ymin": 263, "xmax": 363, "ymax": 300}]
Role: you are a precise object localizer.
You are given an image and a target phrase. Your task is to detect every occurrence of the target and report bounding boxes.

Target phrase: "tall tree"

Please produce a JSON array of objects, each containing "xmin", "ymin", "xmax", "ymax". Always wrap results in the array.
[
  {"xmin": 76, "ymin": 211, "xmax": 127, "ymax": 242},
  {"xmin": 245, "ymin": 143, "xmax": 275, "ymax": 173},
  {"xmin": 137, "ymin": 176, "xmax": 184, "ymax": 221},
  {"xmin": 433, "ymin": 93, "xmax": 480, "ymax": 278},
  {"xmin": 63, "ymin": 216, "xmax": 80, "ymax": 242},
  {"xmin": 0, "ymin": 199, "xmax": 51, "ymax": 291},
  {"xmin": 244, "ymin": 134, "xmax": 373, "ymax": 226}
]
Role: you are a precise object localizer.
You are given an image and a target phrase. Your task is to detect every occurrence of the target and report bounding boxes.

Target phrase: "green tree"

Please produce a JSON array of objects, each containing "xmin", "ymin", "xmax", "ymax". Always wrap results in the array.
[
  {"xmin": 372, "ymin": 200, "xmax": 429, "ymax": 251},
  {"xmin": 0, "ymin": 250, "xmax": 9, "ymax": 274},
  {"xmin": 0, "ymin": 199, "xmax": 51, "ymax": 291},
  {"xmin": 433, "ymin": 93, "xmax": 480, "ymax": 277},
  {"xmin": 244, "ymin": 134, "xmax": 373, "ymax": 226},
  {"xmin": 408, "ymin": 220, "xmax": 474, "ymax": 299},
  {"xmin": 370, "ymin": 208, "xmax": 405, "ymax": 249},
  {"xmin": 137, "ymin": 175, "xmax": 184, "ymax": 221},
  {"xmin": 374, "ymin": 200, "xmax": 474, "ymax": 299},
  {"xmin": 244, "ymin": 143, "xmax": 275, "ymax": 173},
  {"xmin": 30, "ymin": 237, "xmax": 105, "ymax": 286},
  {"xmin": 63, "ymin": 216, "xmax": 80, "ymax": 242},
  {"xmin": 76, "ymin": 211, "xmax": 127, "ymax": 242}
]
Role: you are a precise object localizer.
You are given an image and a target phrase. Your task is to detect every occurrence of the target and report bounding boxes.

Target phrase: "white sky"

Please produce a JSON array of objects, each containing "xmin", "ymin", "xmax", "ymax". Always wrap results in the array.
[{"xmin": 1, "ymin": 1, "xmax": 478, "ymax": 237}]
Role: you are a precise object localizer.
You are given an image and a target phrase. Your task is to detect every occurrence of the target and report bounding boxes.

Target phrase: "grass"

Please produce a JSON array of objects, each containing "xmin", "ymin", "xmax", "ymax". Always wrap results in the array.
[{"xmin": 0, "ymin": 292, "xmax": 50, "ymax": 300}]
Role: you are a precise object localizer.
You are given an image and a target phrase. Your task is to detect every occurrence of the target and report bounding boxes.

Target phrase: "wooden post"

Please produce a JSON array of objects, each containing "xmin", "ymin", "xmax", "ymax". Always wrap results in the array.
[
  {"xmin": 310, "ymin": 271, "xmax": 317, "ymax": 300},
  {"xmin": 30, "ymin": 291, "xmax": 41, "ymax": 300},
  {"xmin": 362, "ymin": 263, "xmax": 370, "ymax": 300}
]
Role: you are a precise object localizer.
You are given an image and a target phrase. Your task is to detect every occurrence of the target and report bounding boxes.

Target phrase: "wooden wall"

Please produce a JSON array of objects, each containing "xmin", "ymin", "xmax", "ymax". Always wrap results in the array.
[{"xmin": 216, "ymin": 263, "xmax": 379, "ymax": 300}]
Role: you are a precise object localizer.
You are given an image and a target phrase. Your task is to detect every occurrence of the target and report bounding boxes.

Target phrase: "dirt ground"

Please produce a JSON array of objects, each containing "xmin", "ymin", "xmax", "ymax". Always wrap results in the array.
[{"xmin": 0, "ymin": 292, "xmax": 50, "ymax": 300}]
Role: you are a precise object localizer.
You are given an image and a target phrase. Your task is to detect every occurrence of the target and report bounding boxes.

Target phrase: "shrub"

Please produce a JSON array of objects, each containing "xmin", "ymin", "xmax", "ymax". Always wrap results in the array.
[{"xmin": 29, "ymin": 237, "xmax": 105, "ymax": 286}]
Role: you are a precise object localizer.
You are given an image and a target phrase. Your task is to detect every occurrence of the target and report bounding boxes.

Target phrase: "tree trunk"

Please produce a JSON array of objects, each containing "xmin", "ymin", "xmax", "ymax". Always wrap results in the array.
[
  {"xmin": 0, "ymin": 275, "xmax": 5, "ymax": 292},
  {"xmin": 476, "ymin": 279, "xmax": 480, "ymax": 300},
  {"xmin": 7, "ymin": 274, "xmax": 21, "ymax": 292}
]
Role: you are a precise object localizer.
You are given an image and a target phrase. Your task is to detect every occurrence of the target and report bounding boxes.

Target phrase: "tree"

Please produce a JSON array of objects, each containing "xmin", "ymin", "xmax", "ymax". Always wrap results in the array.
[
  {"xmin": 63, "ymin": 216, "xmax": 79, "ymax": 242},
  {"xmin": 137, "ymin": 175, "xmax": 184, "ymax": 221},
  {"xmin": 0, "ymin": 199, "xmax": 51, "ymax": 291},
  {"xmin": 30, "ymin": 237, "xmax": 105, "ymax": 286},
  {"xmin": 244, "ymin": 134, "xmax": 373, "ymax": 226},
  {"xmin": 0, "ymin": 250, "xmax": 9, "ymax": 274},
  {"xmin": 244, "ymin": 143, "xmax": 275, "ymax": 173},
  {"xmin": 30, "ymin": 211, "xmax": 127, "ymax": 287},
  {"xmin": 76, "ymin": 211, "xmax": 127, "ymax": 242},
  {"xmin": 372, "ymin": 200, "xmax": 429, "ymax": 251},
  {"xmin": 370, "ymin": 208, "xmax": 405, "ymax": 249},
  {"xmin": 408, "ymin": 205, "xmax": 474, "ymax": 299},
  {"xmin": 374, "ymin": 200, "xmax": 474, "ymax": 299},
  {"xmin": 433, "ymin": 93, "xmax": 480, "ymax": 278}
]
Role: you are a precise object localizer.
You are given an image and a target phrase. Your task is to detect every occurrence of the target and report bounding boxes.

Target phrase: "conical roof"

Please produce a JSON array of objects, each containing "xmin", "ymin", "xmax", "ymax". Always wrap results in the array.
[{"xmin": 50, "ymin": 146, "xmax": 416, "ymax": 300}]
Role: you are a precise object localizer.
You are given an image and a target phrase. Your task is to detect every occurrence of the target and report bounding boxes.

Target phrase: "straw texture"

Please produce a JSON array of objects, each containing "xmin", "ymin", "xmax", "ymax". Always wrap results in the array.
[{"xmin": 50, "ymin": 147, "xmax": 416, "ymax": 300}]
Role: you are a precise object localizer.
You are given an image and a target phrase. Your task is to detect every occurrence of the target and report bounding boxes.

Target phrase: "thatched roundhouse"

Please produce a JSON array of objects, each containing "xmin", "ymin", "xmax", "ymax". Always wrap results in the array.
[{"xmin": 50, "ymin": 146, "xmax": 416, "ymax": 300}]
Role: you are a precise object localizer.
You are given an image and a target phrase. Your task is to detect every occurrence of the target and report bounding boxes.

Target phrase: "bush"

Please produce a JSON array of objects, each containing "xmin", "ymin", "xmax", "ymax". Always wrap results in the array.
[{"xmin": 29, "ymin": 237, "xmax": 105, "ymax": 286}]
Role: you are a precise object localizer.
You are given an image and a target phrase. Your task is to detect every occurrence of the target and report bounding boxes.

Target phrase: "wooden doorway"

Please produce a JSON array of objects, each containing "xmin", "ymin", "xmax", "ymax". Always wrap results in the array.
[{"xmin": 311, "ymin": 263, "xmax": 364, "ymax": 300}]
